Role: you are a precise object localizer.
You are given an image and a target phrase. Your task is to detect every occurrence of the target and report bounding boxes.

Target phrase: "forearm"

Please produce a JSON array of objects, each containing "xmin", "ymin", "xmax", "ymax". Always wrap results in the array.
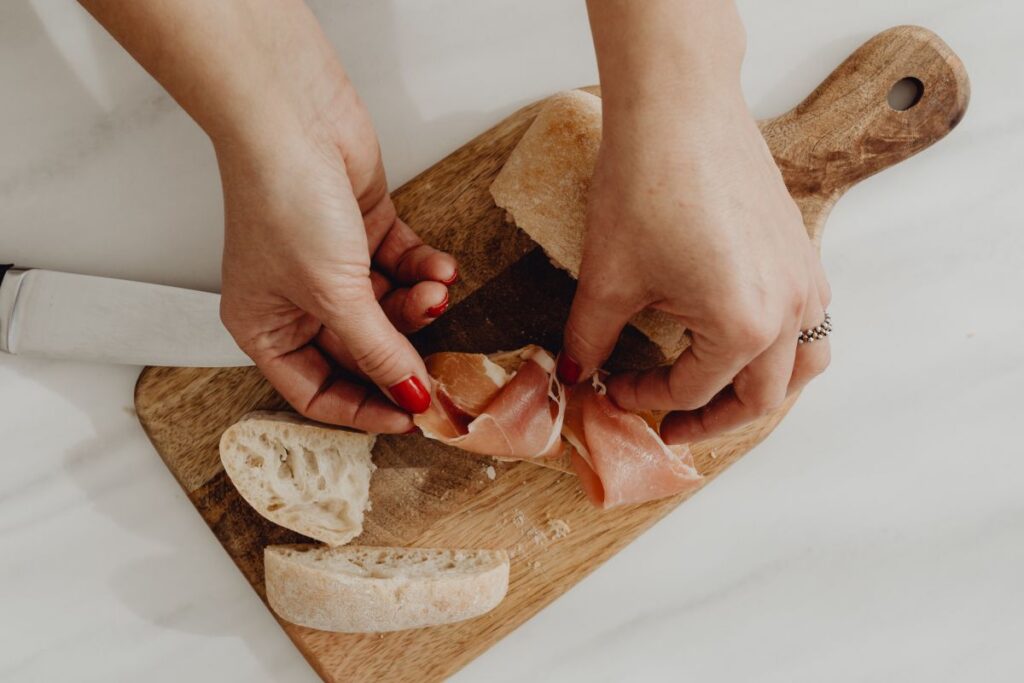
[
  {"xmin": 585, "ymin": 0, "xmax": 747, "ymax": 126},
  {"xmin": 79, "ymin": 0, "xmax": 348, "ymax": 151}
]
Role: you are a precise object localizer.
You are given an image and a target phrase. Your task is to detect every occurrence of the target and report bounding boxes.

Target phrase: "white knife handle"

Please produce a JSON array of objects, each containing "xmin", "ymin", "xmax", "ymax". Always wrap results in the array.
[{"xmin": 0, "ymin": 268, "xmax": 254, "ymax": 367}]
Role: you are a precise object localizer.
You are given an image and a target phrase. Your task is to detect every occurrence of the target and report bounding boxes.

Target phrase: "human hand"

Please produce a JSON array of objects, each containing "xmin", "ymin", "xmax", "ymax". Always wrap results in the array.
[
  {"xmin": 217, "ymin": 79, "xmax": 456, "ymax": 434},
  {"xmin": 559, "ymin": 81, "xmax": 831, "ymax": 444},
  {"xmin": 80, "ymin": 0, "xmax": 456, "ymax": 432}
]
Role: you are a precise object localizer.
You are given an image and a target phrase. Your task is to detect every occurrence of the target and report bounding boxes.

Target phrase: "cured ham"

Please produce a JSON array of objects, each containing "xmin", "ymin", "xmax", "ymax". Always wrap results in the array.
[
  {"xmin": 414, "ymin": 346, "xmax": 566, "ymax": 460},
  {"xmin": 561, "ymin": 376, "xmax": 703, "ymax": 509},
  {"xmin": 414, "ymin": 345, "xmax": 705, "ymax": 509}
]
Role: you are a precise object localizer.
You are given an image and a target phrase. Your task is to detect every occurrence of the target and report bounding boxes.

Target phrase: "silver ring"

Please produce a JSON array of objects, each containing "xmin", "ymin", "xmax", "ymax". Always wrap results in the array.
[{"xmin": 797, "ymin": 312, "xmax": 832, "ymax": 345}]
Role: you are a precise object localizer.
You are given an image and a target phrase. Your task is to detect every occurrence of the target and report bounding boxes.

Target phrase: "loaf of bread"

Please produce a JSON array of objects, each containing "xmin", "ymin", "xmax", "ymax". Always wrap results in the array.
[
  {"xmin": 265, "ymin": 544, "xmax": 510, "ymax": 632},
  {"xmin": 489, "ymin": 89, "xmax": 689, "ymax": 358},
  {"xmin": 219, "ymin": 411, "xmax": 376, "ymax": 546}
]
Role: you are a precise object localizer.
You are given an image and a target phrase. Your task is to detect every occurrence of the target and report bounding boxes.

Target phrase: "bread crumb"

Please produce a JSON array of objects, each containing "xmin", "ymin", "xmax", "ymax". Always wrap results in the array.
[
  {"xmin": 485, "ymin": 465, "xmax": 496, "ymax": 480},
  {"xmin": 546, "ymin": 519, "xmax": 570, "ymax": 539},
  {"xmin": 512, "ymin": 511, "xmax": 525, "ymax": 527},
  {"xmin": 532, "ymin": 561, "xmax": 541, "ymax": 570}
]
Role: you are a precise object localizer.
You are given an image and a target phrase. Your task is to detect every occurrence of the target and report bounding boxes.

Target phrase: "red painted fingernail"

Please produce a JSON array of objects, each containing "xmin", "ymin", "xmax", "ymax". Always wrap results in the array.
[
  {"xmin": 441, "ymin": 269, "xmax": 459, "ymax": 286},
  {"xmin": 389, "ymin": 376, "xmax": 431, "ymax": 414},
  {"xmin": 404, "ymin": 425, "xmax": 422, "ymax": 435},
  {"xmin": 556, "ymin": 353, "xmax": 582, "ymax": 385},
  {"xmin": 426, "ymin": 291, "xmax": 449, "ymax": 318}
]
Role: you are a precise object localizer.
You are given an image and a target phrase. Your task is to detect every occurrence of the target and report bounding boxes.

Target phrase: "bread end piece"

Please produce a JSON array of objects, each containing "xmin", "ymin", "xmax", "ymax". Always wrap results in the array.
[
  {"xmin": 265, "ymin": 544, "xmax": 510, "ymax": 632},
  {"xmin": 219, "ymin": 411, "xmax": 376, "ymax": 546},
  {"xmin": 489, "ymin": 90, "xmax": 689, "ymax": 358}
]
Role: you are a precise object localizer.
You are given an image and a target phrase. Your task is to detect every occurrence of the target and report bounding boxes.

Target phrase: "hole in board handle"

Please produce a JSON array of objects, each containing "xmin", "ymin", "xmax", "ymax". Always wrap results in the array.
[{"xmin": 888, "ymin": 77, "xmax": 924, "ymax": 111}]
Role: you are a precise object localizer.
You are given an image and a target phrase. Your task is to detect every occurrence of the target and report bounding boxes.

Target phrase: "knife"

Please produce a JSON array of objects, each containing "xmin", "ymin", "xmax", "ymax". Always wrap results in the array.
[{"xmin": 0, "ymin": 264, "xmax": 253, "ymax": 367}]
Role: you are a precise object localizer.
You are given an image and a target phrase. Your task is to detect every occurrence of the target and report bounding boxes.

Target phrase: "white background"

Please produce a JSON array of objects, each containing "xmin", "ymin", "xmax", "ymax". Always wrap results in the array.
[{"xmin": 2, "ymin": 1, "xmax": 1022, "ymax": 681}]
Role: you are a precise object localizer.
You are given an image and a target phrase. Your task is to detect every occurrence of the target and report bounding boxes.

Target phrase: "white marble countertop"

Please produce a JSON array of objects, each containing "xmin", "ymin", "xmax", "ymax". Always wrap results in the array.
[{"xmin": 2, "ymin": 1, "xmax": 1022, "ymax": 681}]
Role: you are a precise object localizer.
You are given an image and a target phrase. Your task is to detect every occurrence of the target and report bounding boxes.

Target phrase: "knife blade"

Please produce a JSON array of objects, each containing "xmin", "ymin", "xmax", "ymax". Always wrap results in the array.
[{"xmin": 0, "ymin": 266, "xmax": 253, "ymax": 367}]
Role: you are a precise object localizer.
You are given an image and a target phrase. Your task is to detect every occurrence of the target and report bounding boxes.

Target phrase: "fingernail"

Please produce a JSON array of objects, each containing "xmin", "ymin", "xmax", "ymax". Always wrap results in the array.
[
  {"xmin": 426, "ymin": 291, "xmax": 449, "ymax": 318},
  {"xmin": 441, "ymin": 269, "xmax": 459, "ymax": 286},
  {"xmin": 389, "ymin": 376, "xmax": 431, "ymax": 413},
  {"xmin": 556, "ymin": 353, "xmax": 582, "ymax": 385},
  {"xmin": 404, "ymin": 425, "xmax": 422, "ymax": 435}
]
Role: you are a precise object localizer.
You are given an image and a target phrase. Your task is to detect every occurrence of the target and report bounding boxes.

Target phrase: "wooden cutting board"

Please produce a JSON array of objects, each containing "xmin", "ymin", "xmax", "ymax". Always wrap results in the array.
[{"xmin": 135, "ymin": 26, "xmax": 968, "ymax": 683}]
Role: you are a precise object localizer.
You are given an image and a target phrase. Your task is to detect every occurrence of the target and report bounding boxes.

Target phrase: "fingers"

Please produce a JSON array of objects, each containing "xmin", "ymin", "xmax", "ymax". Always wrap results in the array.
[
  {"xmin": 373, "ymin": 213, "xmax": 458, "ymax": 285},
  {"xmin": 254, "ymin": 343, "xmax": 414, "ymax": 434},
  {"xmin": 378, "ymin": 280, "xmax": 450, "ymax": 334},
  {"xmin": 660, "ymin": 338, "xmax": 830, "ymax": 444},
  {"xmin": 370, "ymin": 269, "xmax": 449, "ymax": 334},
  {"xmin": 304, "ymin": 281, "xmax": 433, "ymax": 414},
  {"xmin": 659, "ymin": 333, "xmax": 796, "ymax": 443},
  {"xmin": 790, "ymin": 333, "xmax": 831, "ymax": 392},
  {"xmin": 608, "ymin": 322, "xmax": 776, "ymax": 413},
  {"xmin": 559, "ymin": 277, "xmax": 639, "ymax": 384},
  {"xmin": 660, "ymin": 280, "xmax": 831, "ymax": 445}
]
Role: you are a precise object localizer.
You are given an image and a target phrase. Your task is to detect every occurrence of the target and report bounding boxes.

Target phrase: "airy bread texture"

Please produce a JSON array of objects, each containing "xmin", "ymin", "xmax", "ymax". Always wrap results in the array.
[
  {"xmin": 219, "ymin": 411, "xmax": 376, "ymax": 546},
  {"xmin": 489, "ymin": 89, "xmax": 689, "ymax": 358},
  {"xmin": 265, "ymin": 545, "xmax": 510, "ymax": 632}
]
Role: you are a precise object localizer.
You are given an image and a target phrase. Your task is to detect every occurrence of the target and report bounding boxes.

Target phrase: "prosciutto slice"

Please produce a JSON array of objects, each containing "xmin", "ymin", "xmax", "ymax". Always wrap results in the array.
[
  {"xmin": 414, "ymin": 346, "xmax": 704, "ymax": 509},
  {"xmin": 414, "ymin": 346, "xmax": 566, "ymax": 460},
  {"xmin": 562, "ymin": 376, "xmax": 703, "ymax": 509}
]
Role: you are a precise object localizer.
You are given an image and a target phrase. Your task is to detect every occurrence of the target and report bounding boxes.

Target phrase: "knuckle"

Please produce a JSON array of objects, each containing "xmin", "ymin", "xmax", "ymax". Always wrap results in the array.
[
  {"xmin": 393, "ymin": 243, "xmax": 433, "ymax": 277},
  {"xmin": 666, "ymin": 375, "xmax": 706, "ymax": 411},
  {"xmin": 786, "ymin": 287, "xmax": 808, "ymax": 321},
  {"xmin": 335, "ymin": 387, "xmax": 373, "ymax": 429},
  {"xmin": 563, "ymin": 324, "xmax": 609, "ymax": 365},
  {"xmin": 300, "ymin": 260, "xmax": 372, "ymax": 303},
  {"xmin": 351, "ymin": 339, "xmax": 405, "ymax": 379},
  {"xmin": 734, "ymin": 371, "xmax": 785, "ymax": 415},
  {"xmin": 745, "ymin": 387, "xmax": 786, "ymax": 415},
  {"xmin": 306, "ymin": 276, "xmax": 369, "ymax": 312},
  {"xmin": 721, "ymin": 313, "xmax": 776, "ymax": 352},
  {"xmin": 578, "ymin": 273, "xmax": 633, "ymax": 311}
]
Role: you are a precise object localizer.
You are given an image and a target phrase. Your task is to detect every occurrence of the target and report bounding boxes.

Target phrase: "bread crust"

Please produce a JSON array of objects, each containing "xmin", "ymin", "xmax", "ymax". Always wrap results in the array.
[
  {"xmin": 265, "ymin": 545, "xmax": 510, "ymax": 632},
  {"xmin": 490, "ymin": 90, "xmax": 689, "ymax": 358}
]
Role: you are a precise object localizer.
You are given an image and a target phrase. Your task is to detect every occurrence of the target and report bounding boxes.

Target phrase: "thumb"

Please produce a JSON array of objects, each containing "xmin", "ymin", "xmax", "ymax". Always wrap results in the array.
[
  {"xmin": 560, "ymin": 276, "xmax": 638, "ymax": 384},
  {"xmin": 310, "ymin": 282, "xmax": 432, "ymax": 414}
]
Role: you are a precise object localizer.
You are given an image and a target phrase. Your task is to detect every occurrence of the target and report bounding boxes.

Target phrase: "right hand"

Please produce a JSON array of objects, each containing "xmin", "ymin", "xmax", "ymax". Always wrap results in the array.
[
  {"xmin": 560, "ymin": 49, "xmax": 831, "ymax": 444},
  {"xmin": 217, "ymin": 79, "xmax": 456, "ymax": 434}
]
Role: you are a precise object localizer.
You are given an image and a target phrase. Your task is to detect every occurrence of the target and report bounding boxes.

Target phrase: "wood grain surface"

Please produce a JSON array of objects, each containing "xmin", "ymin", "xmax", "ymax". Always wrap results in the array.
[{"xmin": 135, "ymin": 26, "xmax": 967, "ymax": 683}]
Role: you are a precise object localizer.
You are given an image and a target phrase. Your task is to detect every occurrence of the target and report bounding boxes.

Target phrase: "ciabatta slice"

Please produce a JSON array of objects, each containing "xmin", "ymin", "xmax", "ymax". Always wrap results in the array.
[
  {"xmin": 265, "ymin": 545, "xmax": 510, "ymax": 632},
  {"xmin": 219, "ymin": 411, "xmax": 375, "ymax": 546}
]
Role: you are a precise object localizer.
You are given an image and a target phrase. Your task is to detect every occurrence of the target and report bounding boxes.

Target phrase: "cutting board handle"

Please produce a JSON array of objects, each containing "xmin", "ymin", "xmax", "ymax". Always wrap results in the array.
[{"xmin": 763, "ymin": 25, "xmax": 970, "ymax": 243}]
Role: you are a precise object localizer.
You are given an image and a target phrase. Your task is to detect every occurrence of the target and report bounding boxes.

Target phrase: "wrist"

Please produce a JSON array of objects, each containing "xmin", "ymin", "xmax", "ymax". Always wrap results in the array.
[
  {"xmin": 171, "ymin": 2, "xmax": 354, "ymax": 160},
  {"xmin": 206, "ymin": 55, "xmax": 356, "ymax": 157},
  {"xmin": 209, "ymin": 80, "xmax": 355, "ymax": 173},
  {"xmin": 588, "ymin": 0, "xmax": 747, "ymax": 119}
]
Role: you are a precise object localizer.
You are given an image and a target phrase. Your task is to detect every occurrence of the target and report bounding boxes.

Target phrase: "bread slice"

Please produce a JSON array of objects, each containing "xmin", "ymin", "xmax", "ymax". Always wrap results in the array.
[
  {"xmin": 219, "ymin": 411, "xmax": 376, "ymax": 546},
  {"xmin": 265, "ymin": 544, "xmax": 510, "ymax": 632},
  {"xmin": 489, "ymin": 89, "xmax": 689, "ymax": 358}
]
